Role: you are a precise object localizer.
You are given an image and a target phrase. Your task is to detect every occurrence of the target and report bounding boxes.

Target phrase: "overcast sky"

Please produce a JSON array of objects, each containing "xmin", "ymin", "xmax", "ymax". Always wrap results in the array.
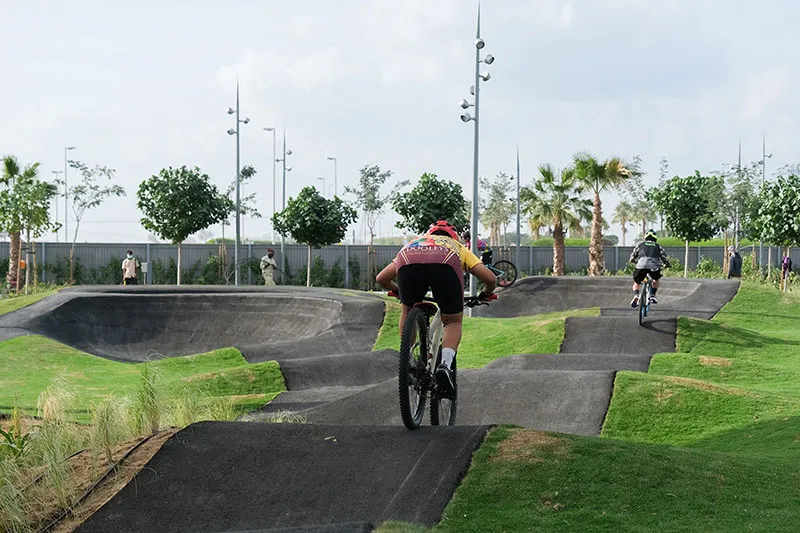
[{"xmin": 3, "ymin": 0, "xmax": 798, "ymax": 244}]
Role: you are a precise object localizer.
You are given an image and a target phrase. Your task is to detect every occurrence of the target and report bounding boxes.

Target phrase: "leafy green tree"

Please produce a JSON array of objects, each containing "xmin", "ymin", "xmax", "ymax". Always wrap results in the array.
[
  {"xmin": 719, "ymin": 162, "xmax": 760, "ymax": 248},
  {"xmin": 521, "ymin": 164, "xmax": 591, "ymax": 276},
  {"xmin": 272, "ymin": 186, "xmax": 358, "ymax": 287},
  {"xmin": 480, "ymin": 172, "xmax": 515, "ymax": 246},
  {"xmin": 392, "ymin": 172, "xmax": 469, "ymax": 234},
  {"xmin": 612, "ymin": 200, "xmax": 634, "ymax": 246},
  {"xmin": 0, "ymin": 156, "xmax": 60, "ymax": 292},
  {"xmin": 756, "ymin": 174, "xmax": 800, "ymax": 251},
  {"xmin": 138, "ymin": 166, "xmax": 231, "ymax": 285},
  {"xmin": 573, "ymin": 153, "xmax": 632, "ymax": 275},
  {"xmin": 345, "ymin": 165, "xmax": 408, "ymax": 282},
  {"xmin": 648, "ymin": 172, "xmax": 726, "ymax": 278},
  {"xmin": 221, "ymin": 165, "xmax": 261, "ymax": 243},
  {"xmin": 66, "ymin": 160, "xmax": 126, "ymax": 283}
]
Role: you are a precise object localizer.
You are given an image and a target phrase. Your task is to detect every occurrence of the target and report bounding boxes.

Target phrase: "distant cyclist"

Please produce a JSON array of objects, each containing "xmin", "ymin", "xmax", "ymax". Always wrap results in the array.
[
  {"xmin": 461, "ymin": 228, "xmax": 493, "ymax": 266},
  {"xmin": 629, "ymin": 229, "xmax": 671, "ymax": 308},
  {"xmin": 376, "ymin": 220, "xmax": 497, "ymax": 396}
]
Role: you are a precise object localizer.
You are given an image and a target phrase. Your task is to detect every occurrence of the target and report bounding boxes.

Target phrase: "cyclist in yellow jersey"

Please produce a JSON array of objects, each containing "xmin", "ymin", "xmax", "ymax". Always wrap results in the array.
[{"xmin": 376, "ymin": 220, "xmax": 497, "ymax": 395}]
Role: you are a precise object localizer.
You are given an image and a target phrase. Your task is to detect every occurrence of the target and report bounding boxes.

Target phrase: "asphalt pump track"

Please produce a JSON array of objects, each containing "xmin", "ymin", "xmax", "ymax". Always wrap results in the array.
[{"xmin": 0, "ymin": 278, "xmax": 739, "ymax": 532}]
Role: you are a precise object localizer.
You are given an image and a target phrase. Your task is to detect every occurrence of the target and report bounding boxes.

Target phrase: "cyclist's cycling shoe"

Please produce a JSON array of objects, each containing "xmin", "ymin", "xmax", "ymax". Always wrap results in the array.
[
  {"xmin": 649, "ymin": 296, "xmax": 658, "ymax": 304},
  {"xmin": 435, "ymin": 364, "xmax": 456, "ymax": 398},
  {"xmin": 630, "ymin": 295, "xmax": 640, "ymax": 308}
]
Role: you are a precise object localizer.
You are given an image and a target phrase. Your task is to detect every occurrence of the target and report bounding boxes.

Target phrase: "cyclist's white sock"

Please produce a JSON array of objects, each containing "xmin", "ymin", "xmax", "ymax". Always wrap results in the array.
[{"xmin": 441, "ymin": 347, "xmax": 456, "ymax": 369}]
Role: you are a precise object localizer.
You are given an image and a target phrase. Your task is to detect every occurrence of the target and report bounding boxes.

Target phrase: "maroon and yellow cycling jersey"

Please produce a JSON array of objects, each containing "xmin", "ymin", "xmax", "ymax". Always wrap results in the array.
[{"xmin": 393, "ymin": 235, "xmax": 483, "ymax": 287}]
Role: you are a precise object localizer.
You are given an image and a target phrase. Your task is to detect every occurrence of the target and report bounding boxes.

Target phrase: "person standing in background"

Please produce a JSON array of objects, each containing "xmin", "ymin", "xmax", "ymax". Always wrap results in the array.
[
  {"xmin": 260, "ymin": 248, "xmax": 278, "ymax": 286},
  {"xmin": 122, "ymin": 250, "xmax": 139, "ymax": 285}
]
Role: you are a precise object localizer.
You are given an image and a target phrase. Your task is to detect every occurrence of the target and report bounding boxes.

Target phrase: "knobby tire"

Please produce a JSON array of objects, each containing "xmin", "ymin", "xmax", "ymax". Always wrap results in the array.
[
  {"xmin": 399, "ymin": 307, "xmax": 429, "ymax": 429},
  {"xmin": 493, "ymin": 260, "xmax": 518, "ymax": 288}
]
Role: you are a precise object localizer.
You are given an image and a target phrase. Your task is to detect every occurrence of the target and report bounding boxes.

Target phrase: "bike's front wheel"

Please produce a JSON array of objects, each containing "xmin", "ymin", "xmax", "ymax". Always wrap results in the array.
[
  {"xmin": 430, "ymin": 357, "xmax": 457, "ymax": 426},
  {"xmin": 399, "ymin": 307, "xmax": 429, "ymax": 429},
  {"xmin": 638, "ymin": 282, "xmax": 648, "ymax": 326},
  {"xmin": 493, "ymin": 260, "xmax": 518, "ymax": 288}
]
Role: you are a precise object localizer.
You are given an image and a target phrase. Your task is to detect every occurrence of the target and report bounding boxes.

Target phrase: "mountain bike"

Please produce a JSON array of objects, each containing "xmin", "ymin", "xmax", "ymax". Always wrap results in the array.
[
  {"xmin": 487, "ymin": 260, "xmax": 517, "ymax": 288},
  {"xmin": 637, "ymin": 274, "xmax": 653, "ymax": 326},
  {"xmin": 389, "ymin": 291, "xmax": 496, "ymax": 430}
]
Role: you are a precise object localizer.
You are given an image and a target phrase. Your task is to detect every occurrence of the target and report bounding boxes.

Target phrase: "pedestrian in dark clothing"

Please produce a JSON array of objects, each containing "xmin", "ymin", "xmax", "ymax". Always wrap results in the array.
[{"xmin": 727, "ymin": 246, "xmax": 742, "ymax": 279}]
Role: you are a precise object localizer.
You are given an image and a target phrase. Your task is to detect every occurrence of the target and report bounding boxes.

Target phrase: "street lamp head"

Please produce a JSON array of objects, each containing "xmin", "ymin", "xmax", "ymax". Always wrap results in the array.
[
  {"xmin": 459, "ymin": 98, "xmax": 472, "ymax": 109},
  {"xmin": 766, "ymin": 153, "xmax": 773, "ymax": 159},
  {"xmin": 227, "ymin": 107, "xmax": 235, "ymax": 115},
  {"xmin": 475, "ymin": 38, "xmax": 485, "ymax": 49},
  {"xmin": 483, "ymin": 54, "xmax": 495, "ymax": 65},
  {"xmin": 480, "ymin": 72, "xmax": 491, "ymax": 82},
  {"xmin": 286, "ymin": 149, "xmax": 293, "ymax": 156},
  {"xmin": 327, "ymin": 156, "xmax": 336, "ymax": 161},
  {"xmin": 65, "ymin": 146, "xmax": 76, "ymax": 150},
  {"xmin": 264, "ymin": 127, "xmax": 275, "ymax": 132},
  {"xmin": 286, "ymin": 166, "xmax": 292, "ymax": 172},
  {"xmin": 227, "ymin": 128, "xmax": 236, "ymax": 135},
  {"xmin": 242, "ymin": 117, "xmax": 250, "ymax": 124},
  {"xmin": 469, "ymin": 85, "xmax": 475, "ymax": 96},
  {"xmin": 460, "ymin": 112, "xmax": 473, "ymax": 123}
]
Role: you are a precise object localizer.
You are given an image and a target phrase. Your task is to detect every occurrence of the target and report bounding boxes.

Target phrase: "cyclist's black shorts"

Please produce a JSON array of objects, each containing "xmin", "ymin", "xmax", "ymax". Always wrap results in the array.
[
  {"xmin": 633, "ymin": 268, "xmax": 662, "ymax": 284},
  {"xmin": 397, "ymin": 263, "xmax": 464, "ymax": 315}
]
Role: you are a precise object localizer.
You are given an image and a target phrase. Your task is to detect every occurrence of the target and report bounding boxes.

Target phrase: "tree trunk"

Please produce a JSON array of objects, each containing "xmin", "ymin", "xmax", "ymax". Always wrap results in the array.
[
  {"xmin": 588, "ymin": 192, "xmax": 604, "ymax": 276},
  {"xmin": 8, "ymin": 231, "xmax": 20, "ymax": 294},
  {"xmin": 306, "ymin": 245, "xmax": 312, "ymax": 287},
  {"xmin": 621, "ymin": 223, "xmax": 627, "ymax": 247},
  {"xmin": 722, "ymin": 231, "xmax": 729, "ymax": 275},
  {"xmin": 17, "ymin": 235, "xmax": 23, "ymax": 293},
  {"xmin": 69, "ymin": 220, "xmax": 81, "ymax": 285},
  {"xmin": 684, "ymin": 240, "xmax": 689, "ymax": 279},
  {"xmin": 553, "ymin": 222, "xmax": 565, "ymax": 276},
  {"xmin": 177, "ymin": 242, "xmax": 182, "ymax": 285},
  {"xmin": 32, "ymin": 240, "xmax": 38, "ymax": 291},
  {"xmin": 767, "ymin": 246, "xmax": 773, "ymax": 278},
  {"xmin": 24, "ymin": 229, "xmax": 30, "ymax": 295}
]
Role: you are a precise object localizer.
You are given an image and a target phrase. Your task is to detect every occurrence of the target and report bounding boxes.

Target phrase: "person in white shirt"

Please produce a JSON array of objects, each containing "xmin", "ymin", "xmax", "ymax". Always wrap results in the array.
[
  {"xmin": 122, "ymin": 250, "xmax": 139, "ymax": 285},
  {"xmin": 260, "ymin": 248, "xmax": 278, "ymax": 286}
]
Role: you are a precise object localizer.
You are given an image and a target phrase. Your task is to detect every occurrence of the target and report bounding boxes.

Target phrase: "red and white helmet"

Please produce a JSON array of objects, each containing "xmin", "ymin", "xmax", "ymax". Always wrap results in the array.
[{"xmin": 425, "ymin": 220, "xmax": 460, "ymax": 240}]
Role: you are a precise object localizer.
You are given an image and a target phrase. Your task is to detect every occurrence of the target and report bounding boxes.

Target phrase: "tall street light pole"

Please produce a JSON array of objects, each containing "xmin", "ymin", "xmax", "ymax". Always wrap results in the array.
[
  {"xmin": 276, "ymin": 130, "xmax": 292, "ymax": 273},
  {"xmin": 459, "ymin": 2, "xmax": 494, "ymax": 305},
  {"xmin": 227, "ymin": 80, "xmax": 250, "ymax": 286},
  {"xmin": 51, "ymin": 170, "xmax": 63, "ymax": 242},
  {"xmin": 264, "ymin": 127, "xmax": 277, "ymax": 242},
  {"xmin": 515, "ymin": 145, "xmax": 521, "ymax": 269},
  {"xmin": 64, "ymin": 146, "xmax": 75, "ymax": 243},
  {"xmin": 759, "ymin": 134, "xmax": 772, "ymax": 269},
  {"xmin": 326, "ymin": 156, "xmax": 337, "ymax": 197},
  {"xmin": 317, "ymin": 177, "xmax": 326, "ymax": 197}
]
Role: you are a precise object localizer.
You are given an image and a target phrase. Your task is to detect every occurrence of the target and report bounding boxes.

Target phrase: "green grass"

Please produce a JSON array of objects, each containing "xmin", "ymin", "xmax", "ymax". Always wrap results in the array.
[
  {"xmin": 0, "ymin": 287, "xmax": 61, "ymax": 316},
  {"xmin": 372, "ymin": 299, "xmax": 599, "ymax": 368},
  {"xmin": 0, "ymin": 336, "xmax": 285, "ymax": 421}
]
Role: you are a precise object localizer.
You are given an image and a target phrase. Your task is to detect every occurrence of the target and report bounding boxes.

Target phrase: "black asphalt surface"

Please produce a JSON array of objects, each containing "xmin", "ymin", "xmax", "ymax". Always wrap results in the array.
[
  {"xmin": 2, "ymin": 277, "xmax": 740, "ymax": 531},
  {"xmin": 76, "ymin": 422, "xmax": 490, "ymax": 533}
]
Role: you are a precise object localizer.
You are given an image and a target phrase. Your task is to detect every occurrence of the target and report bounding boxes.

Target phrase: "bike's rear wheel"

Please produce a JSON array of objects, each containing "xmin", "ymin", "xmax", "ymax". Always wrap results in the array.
[
  {"xmin": 493, "ymin": 260, "xmax": 518, "ymax": 288},
  {"xmin": 430, "ymin": 357, "xmax": 457, "ymax": 426},
  {"xmin": 638, "ymin": 282, "xmax": 648, "ymax": 326},
  {"xmin": 399, "ymin": 307, "xmax": 429, "ymax": 429}
]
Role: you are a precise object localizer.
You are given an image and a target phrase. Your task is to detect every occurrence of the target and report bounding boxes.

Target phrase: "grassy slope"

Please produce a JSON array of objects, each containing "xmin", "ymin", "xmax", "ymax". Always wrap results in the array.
[
  {"xmin": 0, "ymin": 288, "xmax": 61, "ymax": 316},
  {"xmin": 0, "ymin": 336, "xmax": 285, "ymax": 421},
  {"xmin": 373, "ymin": 299, "xmax": 599, "ymax": 368}
]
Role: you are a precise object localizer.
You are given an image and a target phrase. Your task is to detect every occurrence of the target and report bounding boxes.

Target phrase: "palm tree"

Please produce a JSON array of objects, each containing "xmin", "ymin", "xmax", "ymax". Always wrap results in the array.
[
  {"xmin": 630, "ymin": 198, "xmax": 657, "ymax": 241},
  {"xmin": 612, "ymin": 200, "xmax": 634, "ymax": 246},
  {"xmin": 521, "ymin": 164, "xmax": 591, "ymax": 276},
  {"xmin": 573, "ymin": 153, "xmax": 632, "ymax": 276},
  {"xmin": 1, "ymin": 156, "xmax": 39, "ymax": 292}
]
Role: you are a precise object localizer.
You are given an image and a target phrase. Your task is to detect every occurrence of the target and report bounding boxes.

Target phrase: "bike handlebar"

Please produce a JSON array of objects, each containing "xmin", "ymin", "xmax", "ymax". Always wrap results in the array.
[{"xmin": 386, "ymin": 291, "xmax": 497, "ymax": 308}]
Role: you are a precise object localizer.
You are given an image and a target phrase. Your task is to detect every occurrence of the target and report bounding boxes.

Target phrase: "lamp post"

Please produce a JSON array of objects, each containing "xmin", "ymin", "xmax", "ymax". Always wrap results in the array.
[
  {"xmin": 515, "ymin": 146, "xmax": 521, "ymax": 268},
  {"xmin": 226, "ymin": 80, "xmax": 250, "ymax": 286},
  {"xmin": 759, "ymin": 134, "xmax": 772, "ymax": 269},
  {"xmin": 264, "ymin": 127, "xmax": 277, "ymax": 242},
  {"xmin": 459, "ymin": 3, "xmax": 494, "ymax": 303},
  {"xmin": 316, "ymin": 177, "xmax": 326, "ymax": 197},
  {"xmin": 64, "ymin": 146, "xmax": 75, "ymax": 242},
  {"xmin": 326, "ymin": 156, "xmax": 337, "ymax": 197},
  {"xmin": 51, "ymin": 170, "xmax": 63, "ymax": 242},
  {"xmin": 275, "ymin": 130, "xmax": 293, "ymax": 274}
]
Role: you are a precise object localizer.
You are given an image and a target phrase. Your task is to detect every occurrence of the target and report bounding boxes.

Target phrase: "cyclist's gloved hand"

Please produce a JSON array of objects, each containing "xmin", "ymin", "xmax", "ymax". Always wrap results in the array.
[{"xmin": 479, "ymin": 291, "xmax": 497, "ymax": 301}]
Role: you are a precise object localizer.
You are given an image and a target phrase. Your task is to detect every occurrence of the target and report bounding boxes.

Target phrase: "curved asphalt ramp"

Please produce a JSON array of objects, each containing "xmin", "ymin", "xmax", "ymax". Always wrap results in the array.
[
  {"xmin": 76, "ymin": 421, "xmax": 490, "ymax": 533},
  {"xmin": 0, "ymin": 285, "xmax": 384, "ymax": 362}
]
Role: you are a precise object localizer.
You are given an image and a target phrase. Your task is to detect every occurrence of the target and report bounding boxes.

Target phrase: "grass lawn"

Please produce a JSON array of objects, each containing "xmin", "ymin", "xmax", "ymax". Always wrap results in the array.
[
  {"xmin": 0, "ymin": 287, "xmax": 62, "ymax": 316},
  {"xmin": 373, "ymin": 298, "xmax": 599, "ymax": 368},
  {"xmin": 0, "ymin": 336, "xmax": 285, "ymax": 421}
]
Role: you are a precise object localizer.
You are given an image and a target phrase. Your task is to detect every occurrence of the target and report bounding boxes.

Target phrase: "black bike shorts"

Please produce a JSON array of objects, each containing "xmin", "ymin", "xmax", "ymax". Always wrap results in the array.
[
  {"xmin": 397, "ymin": 263, "xmax": 464, "ymax": 315},
  {"xmin": 633, "ymin": 268, "xmax": 662, "ymax": 284}
]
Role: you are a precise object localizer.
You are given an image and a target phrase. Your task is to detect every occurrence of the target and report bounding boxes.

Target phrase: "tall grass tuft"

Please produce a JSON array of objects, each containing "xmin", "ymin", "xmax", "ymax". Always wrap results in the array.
[
  {"xmin": 133, "ymin": 365, "xmax": 164, "ymax": 435},
  {"xmin": 0, "ymin": 458, "xmax": 31, "ymax": 533},
  {"xmin": 89, "ymin": 398, "xmax": 133, "ymax": 465}
]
